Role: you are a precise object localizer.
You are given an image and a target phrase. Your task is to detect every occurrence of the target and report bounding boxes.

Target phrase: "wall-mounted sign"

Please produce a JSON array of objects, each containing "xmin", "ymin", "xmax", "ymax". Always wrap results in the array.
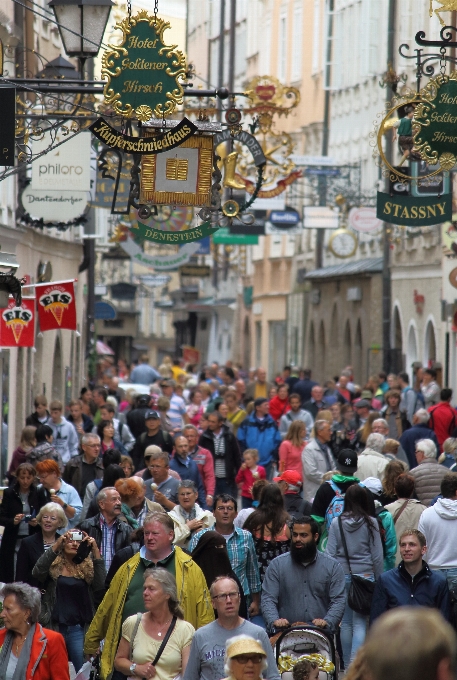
[
  {"xmin": 212, "ymin": 228, "xmax": 259, "ymax": 245},
  {"xmin": 132, "ymin": 218, "xmax": 218, "ymax": 243},
  {"xmin": 89, "ymin": 117, "xmax": 197, "ymax": 153},
  {"xmin": 0, "ymin": 88, "xmax": 15, "ymax": 167},
  {"xmin": 414, "ymin": 73, "xmax": 457, "ymax": 168},
  {"xmin": 21, "ymin": 185, "xmax": 89, "ymax": 223},
  {"xmin": 36, "ymin": 281, "xmax": 77, "ymax": 331},
  {"xmin": 180, "ymin": 265, "xmax": 211, "ymax": 277},
  {"xmin": 32, "ymin": 131, "xmax": 91, "ymax": 192},
  {"xmin": 449, "ymin": 267, "xmax": 457, "ymax": 289},
  {"xmin": 139, "ymin": 275, "xmax": 172, "ymax": 287},
  {"xmin": 349, "ymin": 207, "xmax": 383, "ymax": 234},
  {"xmin": 376, "ymin": 191, "xmax": 452, "ymax": 226},
  {"xmin": 0, "ymin": 298, "xmax": 35, "ymax": 347},
  {"xmin": 120, "ymin": 235, "xmax": 201, "ymax": 270},
  {"xmin": 140, "ymin": 134, "xmax": 214, "ymax": 207},
  {"xmin": 303, "ymin": 206, "xmax": 339, "ymax": 229},
  {"xmin": 270, "ymin": 209, "xmax": 300, "ymax": 228},
  {"xmin": 95, "ymin": 301, "xmax": 117, "ymax": 320},
  {"xmin": 101, "ymin": 11, "xmax": 187, "ymax": 120}
]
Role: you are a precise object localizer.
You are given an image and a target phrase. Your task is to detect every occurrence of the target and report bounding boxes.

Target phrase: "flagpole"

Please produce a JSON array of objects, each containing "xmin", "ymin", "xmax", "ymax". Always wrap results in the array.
[{"xmin": 21, "ymin": 279, "xmax": 77, "ymax": 289}]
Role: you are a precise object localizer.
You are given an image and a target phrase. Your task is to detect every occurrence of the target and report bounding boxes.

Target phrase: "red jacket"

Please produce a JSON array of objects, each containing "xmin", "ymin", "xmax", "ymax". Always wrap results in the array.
[
  {"xmin": 189, "ymin": 445, "xmax": 216, "ymax": 496},
  {"xmin": 428, "ymin": 402, "xmax": 457, "ymax": 450},
  {"xmin": 269, "ymin": 396, "xmax": 290, "ymax": 424},
  {"xmin": 0, "ymin": 624, "xmax": 69, "ymax": 680},
  {"xmin": 235, "ymin": 464, "xmax": 267, "ymax": 498}
]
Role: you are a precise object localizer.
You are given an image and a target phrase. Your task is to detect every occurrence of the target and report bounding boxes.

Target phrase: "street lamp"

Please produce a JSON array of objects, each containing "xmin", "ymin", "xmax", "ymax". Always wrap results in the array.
[{"xmin": 48, "ymin": 0, "xmax": 113, "ymax": 60}]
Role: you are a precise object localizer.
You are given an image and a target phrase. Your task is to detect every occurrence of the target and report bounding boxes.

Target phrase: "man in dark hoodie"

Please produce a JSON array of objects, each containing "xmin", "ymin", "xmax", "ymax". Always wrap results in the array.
[
  {"xmin": 274, "ymin": 470, "xmax": 312, "ymax": 516},
  {"xmin": 25, "ymin": 395, "xmax": 50, "ymax": 428},
  {"xmin": 311, "ymin": 449, "xmax": 376, "ymax": 520}
]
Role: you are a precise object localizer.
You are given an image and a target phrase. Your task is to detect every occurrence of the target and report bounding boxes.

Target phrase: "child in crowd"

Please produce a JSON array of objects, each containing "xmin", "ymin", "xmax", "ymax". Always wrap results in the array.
[
  {"xmin": 292, "ymin": 659, "xmax": 320, "ymax": 680},
  {"xmin": 235, "ymin": 448, "xmax": 266, "ymax": 509}
]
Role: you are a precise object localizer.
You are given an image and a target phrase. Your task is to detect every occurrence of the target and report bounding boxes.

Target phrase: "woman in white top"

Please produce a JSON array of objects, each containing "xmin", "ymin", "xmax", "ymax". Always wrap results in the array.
[
  {"xmin": 114, "ymin": 568, "xmax": 194, "ymax": 680},
  {"xmin": 168, "ymin": 480, "xmax": 215, "ymax": 548}
]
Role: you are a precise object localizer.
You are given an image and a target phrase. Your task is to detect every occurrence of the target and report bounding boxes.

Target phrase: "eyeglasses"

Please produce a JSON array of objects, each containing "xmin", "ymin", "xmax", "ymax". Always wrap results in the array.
[
  {"xmin": 41, "ymin": 516, "xmax": 57, "ymax": 521},
  {"xmin": 148, "ymin": 464, "xmax": 166, "ymax": 470},
  {"xmin": 86, "ymin": 444, "xmax": 101, "ymax": 448},
  {"xmin": 211, "ymin": 591, "xmax": 240, "ymax": 601},
  {"xmin": 216, "ymin": 506, "xmax": 235, "ymax": 512},
  {"xmin": 232, "ymin": 655, "xmax": 264, "ymax": 664}
]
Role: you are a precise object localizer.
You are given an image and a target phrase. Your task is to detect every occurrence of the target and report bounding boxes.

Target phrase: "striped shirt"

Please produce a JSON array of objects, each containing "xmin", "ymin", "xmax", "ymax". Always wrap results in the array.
[
  {"xmin": 213, "ymin": 431, "xmax": 226, "ymax": 478},
  {"xmin": 99, "ymin": 515, "xmax": 117, "ymax": 571}
]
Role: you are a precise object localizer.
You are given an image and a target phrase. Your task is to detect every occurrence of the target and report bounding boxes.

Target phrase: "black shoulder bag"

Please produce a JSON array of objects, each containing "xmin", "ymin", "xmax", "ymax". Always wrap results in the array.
[{"xmin": 338, "ymin": 516, "xmax": 375, "ymax": 616}]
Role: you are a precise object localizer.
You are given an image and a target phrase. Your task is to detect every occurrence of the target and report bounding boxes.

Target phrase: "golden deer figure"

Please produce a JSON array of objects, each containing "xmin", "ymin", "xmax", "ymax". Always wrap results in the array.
[{"xmin": 430, "ymin": 0, "xmax": 457, "ymax": 26}]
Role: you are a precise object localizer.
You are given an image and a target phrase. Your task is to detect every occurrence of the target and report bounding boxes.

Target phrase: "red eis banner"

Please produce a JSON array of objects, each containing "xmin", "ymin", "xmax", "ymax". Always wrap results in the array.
[
  {"xmin": 36, "ymin": 281, "xmax": 77, "ymax": 331},
  {"xmin": 0, "ymin": 298, "xmax": 35, "ymax": 347}
]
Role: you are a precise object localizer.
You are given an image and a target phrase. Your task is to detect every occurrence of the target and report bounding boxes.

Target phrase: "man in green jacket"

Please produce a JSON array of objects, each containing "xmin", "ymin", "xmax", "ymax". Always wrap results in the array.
[{"xmin": 84, "ymin": 512, "xmax": 214, "ymax": 679}]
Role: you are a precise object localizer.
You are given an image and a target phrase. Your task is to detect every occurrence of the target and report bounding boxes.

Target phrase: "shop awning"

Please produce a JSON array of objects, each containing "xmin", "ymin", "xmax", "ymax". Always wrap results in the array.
[{"xmin": 304, "ymin": 257, "xmax": 383, "ymax": 280}]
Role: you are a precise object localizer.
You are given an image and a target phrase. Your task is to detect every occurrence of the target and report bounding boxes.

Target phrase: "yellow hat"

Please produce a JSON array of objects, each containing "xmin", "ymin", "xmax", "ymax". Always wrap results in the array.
[{"xmin": 226, "ymin": 638, "xmax": 267, "ymax": 659}]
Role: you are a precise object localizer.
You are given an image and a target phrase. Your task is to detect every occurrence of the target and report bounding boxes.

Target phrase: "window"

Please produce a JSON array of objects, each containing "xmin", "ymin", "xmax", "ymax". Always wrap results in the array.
[
  {"xmin": 278, "ymin": 13, "xmax": 287, "ymax": 81},
  {"xmin": 291, "ymin": 3, "xmax": 303, "ymax": 81}
]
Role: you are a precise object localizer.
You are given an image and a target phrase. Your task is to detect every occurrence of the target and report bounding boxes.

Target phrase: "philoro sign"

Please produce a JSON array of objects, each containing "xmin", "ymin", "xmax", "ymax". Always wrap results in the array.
[{"xmin": 32, "ymin": 131, "xmax": 92, "ymax": 192}]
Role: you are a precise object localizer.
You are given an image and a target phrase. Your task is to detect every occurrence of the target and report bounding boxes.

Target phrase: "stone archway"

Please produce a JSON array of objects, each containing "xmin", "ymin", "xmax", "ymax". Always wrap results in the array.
[
  {"xmin": 406, "ymin": 324, "xmax": 418, "ymax": 383},
  {"xmin": 424, "ymin": 319, "xmax": 437, "ymax": 368}
]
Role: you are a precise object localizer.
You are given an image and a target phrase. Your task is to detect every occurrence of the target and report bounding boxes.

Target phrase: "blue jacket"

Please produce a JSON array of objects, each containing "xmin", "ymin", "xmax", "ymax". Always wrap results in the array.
[
  {"xmin": 370, "ymin": 560, "xmax": 451, "ymax": 623},
  {"xmin": 237, "ymin": 414, "xmax": 282, "ymax": 466},
  {"xmin": 399, "ymin": 423, "xmax": 440, "ymax": 469},
  {"xmin": 169, "ymin": 454, "xmax": 207, "ymax": 508}
]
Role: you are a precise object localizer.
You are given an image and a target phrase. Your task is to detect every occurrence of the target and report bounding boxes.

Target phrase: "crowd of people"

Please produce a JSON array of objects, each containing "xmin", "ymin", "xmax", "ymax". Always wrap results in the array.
[{"xmin": 0, "ymin": 356, "xmax": 456, "ymax": 680}]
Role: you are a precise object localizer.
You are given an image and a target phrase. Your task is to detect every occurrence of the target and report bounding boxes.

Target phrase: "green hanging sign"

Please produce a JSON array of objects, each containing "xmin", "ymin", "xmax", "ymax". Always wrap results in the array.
[
  {"xmin": 414, "ymin": 73, "xmax": 457, "ymax": 170},
  {"xmin": 376, "ymin": 191, "xmax": 452, "ymax": 226},
  {"xmin": 130, "ymin": 219, "xmax": 219, "ymax": 243},
  {"xmin": 101, "ymin": 11, "xmax": 187, "ymax": 121}
]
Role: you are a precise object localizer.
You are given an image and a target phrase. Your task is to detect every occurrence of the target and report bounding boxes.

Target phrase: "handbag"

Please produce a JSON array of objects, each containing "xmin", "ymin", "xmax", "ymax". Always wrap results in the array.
[
  {"xmin": 338, "ymin": 516, "xmax": 375, "ymax": 616},
  {"xmin": 128, "ymin": 614, "xmax": 177, "ymax": 679}
]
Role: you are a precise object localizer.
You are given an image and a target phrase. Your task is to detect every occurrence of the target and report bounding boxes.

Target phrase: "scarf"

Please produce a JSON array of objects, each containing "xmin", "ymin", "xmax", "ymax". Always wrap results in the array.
[
  {"xmin": 0, "ymin": 623, "xmax": 36, "ymax": 680},
  {"xmin": 122, "ymin": 503, "xmax": 140, "ymax": 529},
  {"xmin": 49, "ymin": 553, "xmax": 94, "ymax": 584},
  {"xmin": 178, "ymin": 504, "xmax": 197, "ymax": 521}
]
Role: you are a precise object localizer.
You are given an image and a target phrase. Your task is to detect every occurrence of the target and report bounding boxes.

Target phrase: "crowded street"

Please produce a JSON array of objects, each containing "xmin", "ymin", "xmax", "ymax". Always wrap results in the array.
[{"xmin": 1, "ymin": 1, "xmax": 457, "ymax": 680}]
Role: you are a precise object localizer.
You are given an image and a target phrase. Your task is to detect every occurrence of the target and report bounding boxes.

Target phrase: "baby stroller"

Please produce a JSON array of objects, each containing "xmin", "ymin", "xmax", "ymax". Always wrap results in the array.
[{"xmin": 274, "ymin": 625, "xmax": 338, "ymax": 680}]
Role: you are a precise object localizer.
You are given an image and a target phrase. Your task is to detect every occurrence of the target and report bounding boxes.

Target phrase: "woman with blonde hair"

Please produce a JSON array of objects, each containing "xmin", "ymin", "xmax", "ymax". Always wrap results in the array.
[
  {"xmin": 353, "ymin": 411, "xmax": 381, "ymax": 453},
  {"xmin": 279, "ymin": 420, "xmax": 307, "ymax": 475},
  {"xmin": 114, "ymin": 568, "xmax": 194, "ymax": 680},
  {"xmin": 32, "ymin": 529, "xmax": 106, "ymax": 672}
]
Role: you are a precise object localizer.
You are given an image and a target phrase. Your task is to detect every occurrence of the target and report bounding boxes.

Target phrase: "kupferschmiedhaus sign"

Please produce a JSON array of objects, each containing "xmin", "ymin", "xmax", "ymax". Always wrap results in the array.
[
  {"xmin": 101, "ymin": 10, "xmax": 187, "ymax": 120},
  {"xmin": 414, "ymin": 72, "xmax": 457, "ymax": 170}
]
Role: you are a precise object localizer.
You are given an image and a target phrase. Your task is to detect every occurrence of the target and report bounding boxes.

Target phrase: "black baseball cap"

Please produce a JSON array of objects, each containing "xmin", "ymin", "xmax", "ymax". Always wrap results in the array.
[
  {"xmin": 254, "ymin": 397, "xmax": 268, "ymax": 408},
  {"xmin": 337, "ymin": 449, "xmax": 358, "ymax": 473},
  {"xmin": 145, "ymin": 410, "xmax": 160, "ymax": 420}
]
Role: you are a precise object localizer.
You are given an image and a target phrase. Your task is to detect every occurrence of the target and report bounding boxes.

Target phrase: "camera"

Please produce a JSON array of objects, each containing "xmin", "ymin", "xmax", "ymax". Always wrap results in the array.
[
  {"xmin": 70, "ymin": 531, "xmax": 83, "ymax": 541},
  {"xmin": 24, "ymin": 515, "xmax": 33, "ymax": 523}
]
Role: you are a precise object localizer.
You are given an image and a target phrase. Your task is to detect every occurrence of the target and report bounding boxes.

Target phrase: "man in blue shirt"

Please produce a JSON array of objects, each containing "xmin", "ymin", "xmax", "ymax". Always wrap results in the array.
[
  {"xmin": 237, "ymin": 398, "xmax": 282, "ymax": 480},
  {"xmin": 130, "ymin": 354, "xmax": 160, "ymax": 385},
  {"xmin": 170, "ymin": 435, "xmax": 207, "ymax": 508},
  {"xmin": 370, "ymin": 529, "xmax": 451, "ymax": 623}
]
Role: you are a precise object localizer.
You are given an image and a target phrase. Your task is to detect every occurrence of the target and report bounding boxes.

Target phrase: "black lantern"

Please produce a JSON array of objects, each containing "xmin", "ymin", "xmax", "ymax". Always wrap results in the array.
[{"xmin": 48, "ymin": 0, "xmax": 113, "ymax": 59}]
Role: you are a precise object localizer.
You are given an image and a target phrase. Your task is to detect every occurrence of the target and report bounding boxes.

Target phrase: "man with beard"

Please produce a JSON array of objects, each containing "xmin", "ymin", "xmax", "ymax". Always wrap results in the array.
[{"xmin": 261, "ymin": 516, "xmax": 345, "ymax": 633}]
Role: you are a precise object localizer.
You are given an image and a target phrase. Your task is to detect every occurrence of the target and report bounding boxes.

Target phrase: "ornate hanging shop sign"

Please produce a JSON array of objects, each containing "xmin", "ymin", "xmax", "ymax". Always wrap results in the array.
[
  {"xmin": 130, "ymin": 218, "xmax": 219, "ymax": 243},
  {"xmin": 376, "ymin": 191, "xmax": 452, "ymax": 226},
  {"xmin": 89, "ymin": 117, "xmax": 197, "ymax": 153},
  {"xmin": 120, "ymin": 235, "xmax": 201, "ymax": 270},
  {"xmin": 413, "ymin": 73, "xmax": 457, "ymax": 168},
  {"xmin": 101, "ymin": 10, "xmax": 188, "ymax": 120}
]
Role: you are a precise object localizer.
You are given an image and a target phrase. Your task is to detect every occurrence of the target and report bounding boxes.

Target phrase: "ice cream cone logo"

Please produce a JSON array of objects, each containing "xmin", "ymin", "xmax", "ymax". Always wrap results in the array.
[
  {"xmin": 39, "ymin": 290, "xmax": 72, "ymax": 327},
  {"xmin": 2, "ymin": 306, "xmax": 33, "ymax": 344}
]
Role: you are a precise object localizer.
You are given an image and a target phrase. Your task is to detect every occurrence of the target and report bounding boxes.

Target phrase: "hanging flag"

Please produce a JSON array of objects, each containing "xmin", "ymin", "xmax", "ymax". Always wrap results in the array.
[
  {"xmin": 36, "ymin": 281, "xmax": 77, "ymax": 331},
  {"xmin": 0, "ymin": 298, "xmax": 35, "ymax": 347}
]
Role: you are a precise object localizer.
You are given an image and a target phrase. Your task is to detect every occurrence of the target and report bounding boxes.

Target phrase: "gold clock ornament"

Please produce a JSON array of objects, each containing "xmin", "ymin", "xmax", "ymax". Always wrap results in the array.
[{"xmin": 328, "ymin": 228, "xmax": 358, "ymax": 258}]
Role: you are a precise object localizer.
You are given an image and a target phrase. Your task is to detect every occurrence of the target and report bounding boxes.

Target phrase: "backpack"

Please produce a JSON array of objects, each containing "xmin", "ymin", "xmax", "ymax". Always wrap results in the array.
[
  {"xmin": 139, "ymin": 430, "xmax": 171, "ymax": 447},
  {"xmin": 375, "ymin": 505, "xmax": 388, "ymax": 556},
  {"xmin": 404, "ymin": 386, "xmax": 425, "ymax": 414},
  {"xmin": 325, "ymin": 479, "xmax": 346, "ymax": 531}
]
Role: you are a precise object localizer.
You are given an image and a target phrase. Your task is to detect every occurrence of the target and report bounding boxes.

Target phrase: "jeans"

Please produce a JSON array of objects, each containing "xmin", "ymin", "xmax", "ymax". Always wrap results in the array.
[
  {"xmin": 215, "ymin": 478, "xmax": 238, "ymax": 499},
  {"xmin": 59, "ymin": 623, "xmax": 85, "ymax": 674},
  {"xmin": 241, "ymin": 496, "xmax": 253, "ymax": 509},
  {"xmin": 340, "ymin": 573, "xmax": 374, "ymax": 668},
  {"xmin": 438, "ymin": 567, "xmax": 457, "ymax": 593}
]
